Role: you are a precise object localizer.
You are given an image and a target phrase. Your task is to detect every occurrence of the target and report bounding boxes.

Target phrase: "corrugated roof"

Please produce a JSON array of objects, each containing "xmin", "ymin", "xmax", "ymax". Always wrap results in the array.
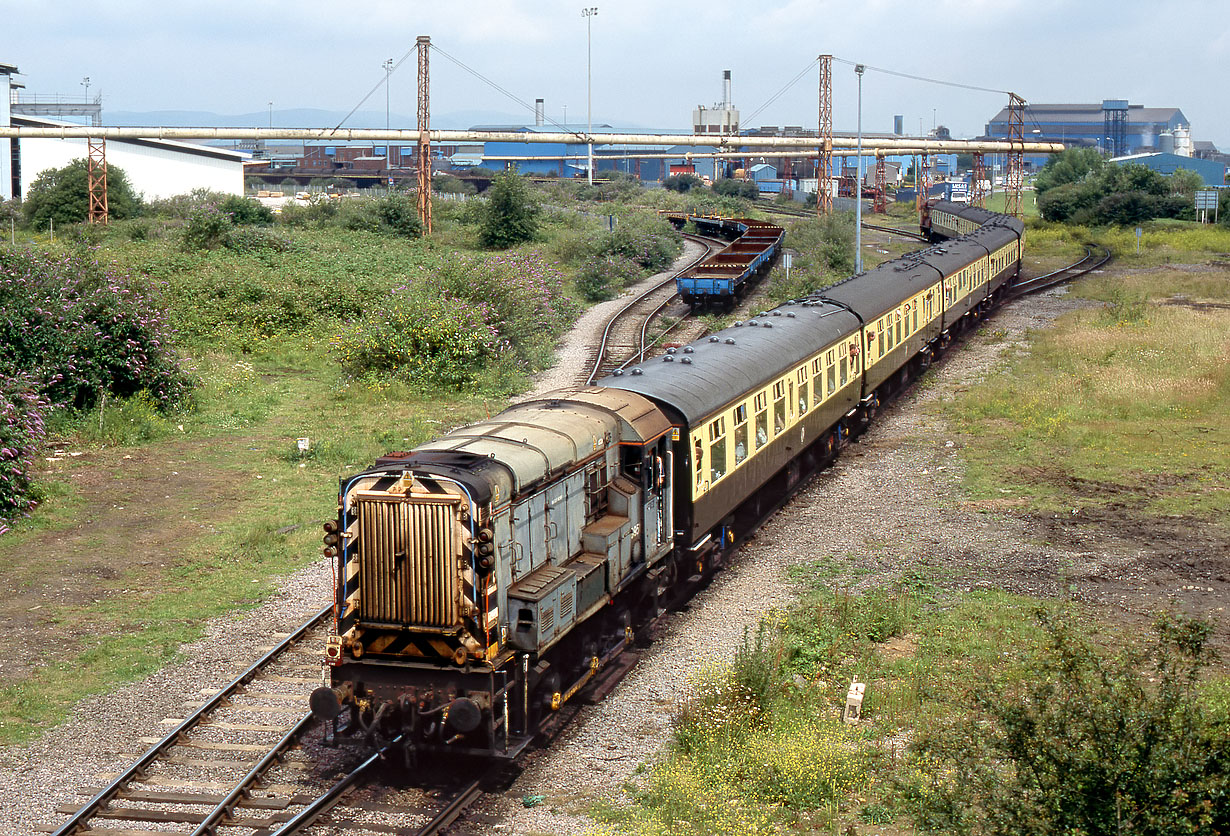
[
  {"xmin": 988, "ymin": 103, "xmax": 1186, "ymax": 126},
  {"xmin": 601, "ymin": 302, "xmax": 861, "ymax": 424}
]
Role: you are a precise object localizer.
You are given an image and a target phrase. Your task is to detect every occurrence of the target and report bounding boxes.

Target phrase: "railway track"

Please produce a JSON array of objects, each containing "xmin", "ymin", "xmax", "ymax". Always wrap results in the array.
[
  {"xmin": 758, "ymin": 202, "xmax": 928, "ymax": 241},
  {"xmin": 584, "ymin": 233, "xmax": 721, "ymax": 385},
  {"xmin": 48, "ymin": 607, "xmax": 345, "ymax": 836},
  {"xmin": 1007, "ymin": 244, "xmax": 1112, "ymax": 298}
]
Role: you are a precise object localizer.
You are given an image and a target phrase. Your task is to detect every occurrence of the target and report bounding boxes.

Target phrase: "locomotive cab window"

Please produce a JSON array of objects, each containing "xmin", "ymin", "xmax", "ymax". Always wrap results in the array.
[{"xmin": 733, "ymin": 405, "xmax": 749, "ymax": 465}]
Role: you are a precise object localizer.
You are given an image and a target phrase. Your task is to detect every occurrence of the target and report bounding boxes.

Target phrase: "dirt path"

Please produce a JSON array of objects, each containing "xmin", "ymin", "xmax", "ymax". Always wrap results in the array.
[{"xmin": 0, "ymin": 437, "xmax": 253, "ymax": 685}]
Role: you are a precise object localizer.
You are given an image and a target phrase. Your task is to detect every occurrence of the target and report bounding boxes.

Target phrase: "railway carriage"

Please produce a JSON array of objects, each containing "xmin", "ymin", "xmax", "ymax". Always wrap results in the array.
[
  {"xmin": 668, "ymin": 215, "xmax": 784, "ymax": 309},
  {"xmin": 312, "ymin": 205, "xmax": 1024, "ymax": 763}
]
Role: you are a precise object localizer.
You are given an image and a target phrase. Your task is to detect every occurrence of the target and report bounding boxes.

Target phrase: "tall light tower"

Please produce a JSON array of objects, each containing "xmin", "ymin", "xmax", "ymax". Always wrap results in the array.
[
  {"xmin": 81, "ymin": 76, "xmax": 90, "ymax": 101},
  {"xmin": 854, "ymin": 63, "xmax": 865, "ymax": 274},
  {"xmin": 383, "ymin": 58, "xmax": 394, "ymax": 131},
  {"xmin": 582, "ymin": 6, "xmax": 598, "ymax": 185}
]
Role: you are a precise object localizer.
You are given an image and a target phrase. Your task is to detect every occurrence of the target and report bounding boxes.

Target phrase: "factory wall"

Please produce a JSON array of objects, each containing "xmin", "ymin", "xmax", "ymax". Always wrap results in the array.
[{"xmin": 20, "ymin": 137, "xmax": 244, "ymax": 200}]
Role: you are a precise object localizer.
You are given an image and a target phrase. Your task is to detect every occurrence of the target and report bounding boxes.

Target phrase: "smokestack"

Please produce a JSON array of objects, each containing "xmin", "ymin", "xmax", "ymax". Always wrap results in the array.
[
  {"xmin": 722, "ymin": 70, "xmax": 732, "ymax": 109},
  {"xmin": 535, "ymin": 98, "xmax": 544, "ymax": 127}
]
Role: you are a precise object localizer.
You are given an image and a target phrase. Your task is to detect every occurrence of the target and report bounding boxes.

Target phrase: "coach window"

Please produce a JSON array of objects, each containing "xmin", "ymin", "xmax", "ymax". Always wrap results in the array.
[
  {"xmin": 878, "ymin": 322, "xmax": 886, "ymax": 355},
  {"xmin": 796, "ymin": 368, "xmax": 809, "ymax": 415},
  {"xmin": 754, "ymin": 392, "xmax": 769, "ymax": 449},
  {"xmin": 850, "ymin": 341, "xmax": 860, "ymax": 375},
  {"xmin": 913, "ymin": 302, "xmax": 919, "ymax": 332},
  {"xmin": 826, "ymin": 350, "xmax": 837, "ymax": 395},
  {"xmin": 839, "ymin": 352, "xmax": 848, "ymax": 386},
  {"xmin": 773, "ymin": 381, "xmax": 787, "ymax": 433},
  {"xmin": 895, "ymin": 310, "xmax": 903, "ymax": 344},
  {"xmin": 812, "ymin": 358, "xmax": 824, "ymax": 405},
  {"xmin": 694, "ymin": 437, "xmax": 705, "ymax": 491},
  {"xmin": 709, "ymin": 417, "xmax": 727, "ymax": 483},
  {"xmin": 733, "ymin": 405, "xmax": 749, "ymax": 465}
]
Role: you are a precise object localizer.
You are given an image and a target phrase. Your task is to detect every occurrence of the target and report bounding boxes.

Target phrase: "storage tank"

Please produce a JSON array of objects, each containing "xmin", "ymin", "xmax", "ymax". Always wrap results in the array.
[
  {"xmin": 1173, "ymin": 126, "xmax": 1192, "ymax": 157},
  {"xmin": 1158, "ymin": 131, "xmax": 1175, "ymax": 154}
]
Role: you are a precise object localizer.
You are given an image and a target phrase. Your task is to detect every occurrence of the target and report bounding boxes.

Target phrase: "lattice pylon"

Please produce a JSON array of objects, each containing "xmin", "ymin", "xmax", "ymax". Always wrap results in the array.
[
  {"xmin": 87, "ymin": 138, "xmax": 109, "ymax": 225},
  {"xmin": 970, "ymin": 151, "xmax": 986, "ymax": 208},
  {"xmin": 817, "ymin": 54, "xmax": 833, "ymax": 216},
  {"xmin": 873, "ymin": 153, "xmax": 886, "ymax": 214},
  {"xmin": 1005, "ymin": 93, "xmax": 1025, "ymax": 218},
  {"xmin": 416, "ymin": 35, "xmax": 433, "ymax": 235}
]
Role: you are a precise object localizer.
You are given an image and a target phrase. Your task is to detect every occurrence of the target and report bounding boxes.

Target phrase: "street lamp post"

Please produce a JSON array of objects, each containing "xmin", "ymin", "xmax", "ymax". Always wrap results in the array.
[
  {"xmin": 81, "ymin": 77, "xmax": 90, "ymax": 101},
  {"xmin": 268, "ymin": 101, "xmax": 273, "ymax": 129},
  {"xmin": 854, "ymin": 64, "xmax": 865, "ymax": 274},
  {"xmin": 582, "ymin": 7, "xmax": 598, "ymax": 185},
  {"xmin": 384, "ymin": 58, "xmax": 394, "ymax": 132}
]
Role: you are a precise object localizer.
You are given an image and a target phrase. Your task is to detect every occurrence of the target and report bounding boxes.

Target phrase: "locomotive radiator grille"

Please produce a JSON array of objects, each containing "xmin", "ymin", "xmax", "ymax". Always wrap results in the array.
[{"xmin": 355, "ymin": 494, "xmax": 461, "ymax": 628}]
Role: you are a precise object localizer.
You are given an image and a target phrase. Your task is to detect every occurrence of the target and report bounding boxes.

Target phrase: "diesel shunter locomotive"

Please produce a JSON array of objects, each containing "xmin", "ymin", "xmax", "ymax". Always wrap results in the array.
[{"xmin": 311, "ymin": 201, "xmax": 1024, "ymax": 761}]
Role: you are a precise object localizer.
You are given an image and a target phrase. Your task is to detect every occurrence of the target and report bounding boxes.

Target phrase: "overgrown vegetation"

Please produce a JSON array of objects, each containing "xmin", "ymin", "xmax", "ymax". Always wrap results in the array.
[
  {"xmin": 599, "ymin": 571, "xmax": 1230, "ymax": 835},
  {"xmin": 908, "ymin": 611, "xmax": 1230, "ymax": 835},
  {"xmin": 479, "ymin": 169, "xmax": 539, "ymax": 248},
  {"xmin": 763, "ymin": 211, "xmax": 856, "ymax": 304},
  {"xmin": 22, "ymin": 160, "xmax": 143, "ymax": 227},
  {"xmin": 1035, "ymin": 148, "xmax": 1205, "ymax": 225}
]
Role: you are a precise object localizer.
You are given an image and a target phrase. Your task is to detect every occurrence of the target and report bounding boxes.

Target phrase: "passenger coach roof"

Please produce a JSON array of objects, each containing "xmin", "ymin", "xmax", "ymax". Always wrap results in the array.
[
  {"xmin": 598, "ymin": 301, "xmax": 861, "ymax": 425},
  {"xmin": 819, "ymin": 254, "xmax": 944, "ymax": 321}
]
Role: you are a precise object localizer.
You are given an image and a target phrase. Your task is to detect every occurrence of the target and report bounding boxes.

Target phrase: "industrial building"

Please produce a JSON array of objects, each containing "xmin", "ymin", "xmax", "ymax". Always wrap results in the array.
[
  {"xmin": 985, "ymin": 100, "xmax": 1191, "ymax": 159},
  {"xmin": 1108, "ymin": 151, "xmax": 1224, "ymax": 186},
  {"xmin": 1, "ymin": 62, "xmax": 245, "ymax": 202}
]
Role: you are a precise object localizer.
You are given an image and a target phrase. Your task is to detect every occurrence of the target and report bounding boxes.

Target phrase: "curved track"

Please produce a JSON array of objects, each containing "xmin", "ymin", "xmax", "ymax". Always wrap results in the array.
[
  {"xmin": 585, "ymin": 233, "xmax": 722, "ymax": 385},
  {"xmin": 1007, "ymin": 244, "xmax": 1112, "ymax": 299}
]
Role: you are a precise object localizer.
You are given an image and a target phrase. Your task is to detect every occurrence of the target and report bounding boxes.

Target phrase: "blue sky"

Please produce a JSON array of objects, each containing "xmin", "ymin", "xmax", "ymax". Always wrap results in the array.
[{"xmin": 6, "ymin": 0, "xmax": 1229, "ymax": 147}]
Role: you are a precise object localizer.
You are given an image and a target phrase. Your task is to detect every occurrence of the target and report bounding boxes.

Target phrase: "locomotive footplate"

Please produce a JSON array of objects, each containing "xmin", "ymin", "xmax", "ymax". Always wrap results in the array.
[{"xmin": 316, "ymin": 661, "xmax": 534, "ymax": 761}]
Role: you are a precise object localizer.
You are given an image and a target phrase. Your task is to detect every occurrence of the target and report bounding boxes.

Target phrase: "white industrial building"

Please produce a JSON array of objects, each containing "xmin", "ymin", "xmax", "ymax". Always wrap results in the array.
[{"xmin": 2, "ymin": 62, "xmax": 245, "ymax": 202}]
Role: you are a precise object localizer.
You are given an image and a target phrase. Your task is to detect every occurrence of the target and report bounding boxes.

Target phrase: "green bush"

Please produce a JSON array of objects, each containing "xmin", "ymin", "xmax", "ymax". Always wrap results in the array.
[
  {"xmin": 331, "ymin": 290, "xmax": 502, "ymax": 390},
  {"xmin": 22, "ymin": 159, "xmax": 143, "ymax": 226},
  {"xmin": 662, "ymin": 173, "xmax": 704, "ymax": 193},
  {"xmin": 714, "ymin": 178, "xmax": 760, "ymax": 200},
  {"xmin": 904, "ymin": 612, "xmax": 1230, "ymax": 835},
  {"xmin": 219, "ymin": 194, "xmax": 274, "ymax": 225},
  {"xmin": 576, "ymin": 253, "xmax": 641, "ymax": 301},
  {"xmin": 0, "ymin": 246, "xmax": 188, "ymax": 411},
  {"xmin": 479, "ymin": 170, "xmax": 539, "ymax": 248},
  {"xmin": 0, "ymin": 374, "xmax": 48, "ymax": 526},
  {"xmin": 373, "ymin": 192, "xmax": 422, "ymax": 238},
  {"xmin": 181, "ymin": 207, "xmax": 232, "ymax": 250},
  {"xmin": 432, "ymin": 251, "xmax": 578, "ymax": 367}
]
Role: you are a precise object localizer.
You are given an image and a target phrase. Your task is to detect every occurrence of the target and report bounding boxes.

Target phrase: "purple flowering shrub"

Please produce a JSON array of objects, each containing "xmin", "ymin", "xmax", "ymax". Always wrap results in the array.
[
  {"xmin": 0, "ymin": 247, "xmax": 189, "ymax": 412},
  {"xmin": 433, "ymin": 251, "xmax": 579, "ymax": 367},
  {"xmin": 0, "ymin": 374, "xmax": 48, "ymax": 526}
]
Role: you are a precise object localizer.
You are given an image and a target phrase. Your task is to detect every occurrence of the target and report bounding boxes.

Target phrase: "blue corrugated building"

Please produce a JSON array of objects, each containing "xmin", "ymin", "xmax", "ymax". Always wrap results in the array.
[{"xmin": 1110, "ymin": 152, "xmax": 1225, "ymax": 185}]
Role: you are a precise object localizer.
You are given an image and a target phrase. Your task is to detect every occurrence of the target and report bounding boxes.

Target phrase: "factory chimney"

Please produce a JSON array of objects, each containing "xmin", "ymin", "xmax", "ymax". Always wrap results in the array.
[
  {"xmin": 535, "ymin": 98, "xmax": 545, "ymax": 126},
  {"xmin": 722, "ymin": 70, "xmax": 732, "ymax": 109}
]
